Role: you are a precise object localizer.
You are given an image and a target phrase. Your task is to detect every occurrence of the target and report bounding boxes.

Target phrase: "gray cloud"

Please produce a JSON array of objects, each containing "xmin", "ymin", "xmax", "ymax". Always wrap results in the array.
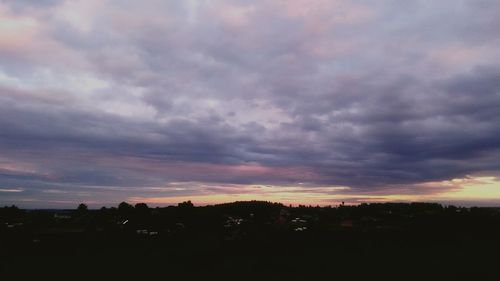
[{"xmin": 1, "ymin": 0, "xmax": 499, "ymax": 206}]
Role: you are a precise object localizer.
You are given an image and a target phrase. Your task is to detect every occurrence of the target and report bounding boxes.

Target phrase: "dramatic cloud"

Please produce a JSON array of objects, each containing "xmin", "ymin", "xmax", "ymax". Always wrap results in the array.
[{"xmin": 1, "ymin": 0, "xmax": 499, "ymax": 207}]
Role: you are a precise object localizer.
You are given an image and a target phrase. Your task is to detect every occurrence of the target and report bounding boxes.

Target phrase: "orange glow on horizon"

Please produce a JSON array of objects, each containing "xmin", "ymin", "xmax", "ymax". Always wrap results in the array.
[{"xmin": 125, "ymin": 176, "xmax": 500, "ymax": 207}]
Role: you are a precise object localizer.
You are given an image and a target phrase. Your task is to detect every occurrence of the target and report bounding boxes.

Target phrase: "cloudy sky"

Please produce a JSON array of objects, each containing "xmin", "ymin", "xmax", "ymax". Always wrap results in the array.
[{"xmin": 1, "ymin": 0, "xmax": 500, "ymax": 208}]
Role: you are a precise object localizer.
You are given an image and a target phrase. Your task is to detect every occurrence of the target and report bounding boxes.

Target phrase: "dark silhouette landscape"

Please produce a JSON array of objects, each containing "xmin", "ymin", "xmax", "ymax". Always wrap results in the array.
[{"xmin": 2, "ymin": 201, "xmax": 500, "ymax": 280}]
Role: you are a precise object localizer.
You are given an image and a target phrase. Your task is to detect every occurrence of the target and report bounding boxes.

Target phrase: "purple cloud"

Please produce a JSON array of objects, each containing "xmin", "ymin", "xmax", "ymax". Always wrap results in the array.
[{"xmin": 1, "ymin": 0, "xmax": 500, "ymax": 207}]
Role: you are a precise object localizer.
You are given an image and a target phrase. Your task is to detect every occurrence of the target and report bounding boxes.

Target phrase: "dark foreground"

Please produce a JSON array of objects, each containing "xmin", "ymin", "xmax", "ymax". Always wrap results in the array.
[{"xmin": 2, "ymin": 201, "xmax": 500, "ymax": 280}]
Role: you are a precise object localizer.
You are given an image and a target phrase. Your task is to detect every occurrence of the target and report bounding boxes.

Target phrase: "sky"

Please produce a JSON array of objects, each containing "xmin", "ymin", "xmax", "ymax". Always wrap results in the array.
[{"xmin": 1, "ymin": 0, "xmax": 500, "ymax": 208}]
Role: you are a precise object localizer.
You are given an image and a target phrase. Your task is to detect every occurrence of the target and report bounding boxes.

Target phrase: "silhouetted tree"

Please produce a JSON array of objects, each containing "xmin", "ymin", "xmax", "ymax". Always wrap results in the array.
[
  {"xmin": 178, "ymin": 200, "xmax": 194, "ymax": 208},
  {"xmin": 134, "ymin": 203, "xmax": 150, "ymax": 216},
  {"xmin": 118, "ymin": 202, "xmax": 133, "ymax": 211},
  {"xmin": 118, "ymin": 202, "xmax": 134, "ymax": 217},
  {"xmin": 77, "ymin": 203, "xmax": 88, "ymax": 213},
  {"xmin": 135, "ymin": 203, "xmax": 149, "ymax": 210}
]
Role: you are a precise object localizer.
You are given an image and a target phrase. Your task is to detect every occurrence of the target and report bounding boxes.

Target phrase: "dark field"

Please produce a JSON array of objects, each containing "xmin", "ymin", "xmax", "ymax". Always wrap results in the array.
[{"xmin": 2, "ymin": 201, "xmax": 500, "ymax": 280}]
